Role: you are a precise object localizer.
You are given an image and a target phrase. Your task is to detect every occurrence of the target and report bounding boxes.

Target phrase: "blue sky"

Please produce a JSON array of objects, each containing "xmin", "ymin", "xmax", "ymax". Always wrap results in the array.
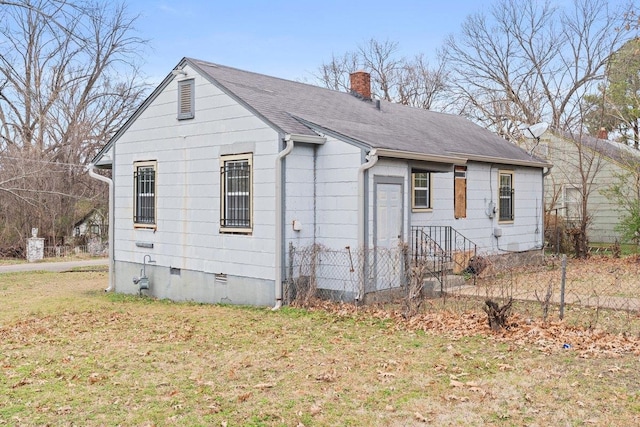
[{"xmin": 127, "ymin": 0, "xmax": 494, "ymax": 84}]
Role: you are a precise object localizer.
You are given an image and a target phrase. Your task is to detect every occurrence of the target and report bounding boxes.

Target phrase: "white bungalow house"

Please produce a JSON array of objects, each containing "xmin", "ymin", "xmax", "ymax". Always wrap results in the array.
[{"xmin": 90, "ymin": 57, "xmax": 550, "ymax": 306}]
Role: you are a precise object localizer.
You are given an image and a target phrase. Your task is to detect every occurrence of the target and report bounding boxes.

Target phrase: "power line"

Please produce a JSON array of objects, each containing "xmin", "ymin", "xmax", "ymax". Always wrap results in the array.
[{"xmin": 0, "ymin": 155, "xmax": 88, "ymax": 169}]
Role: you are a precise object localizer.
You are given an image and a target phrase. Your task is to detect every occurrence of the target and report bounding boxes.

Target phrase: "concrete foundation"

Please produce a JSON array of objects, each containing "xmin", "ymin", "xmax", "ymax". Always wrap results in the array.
[{"xmin": 114, "ymin": 261, "xmax": 275, "ymax": 306}]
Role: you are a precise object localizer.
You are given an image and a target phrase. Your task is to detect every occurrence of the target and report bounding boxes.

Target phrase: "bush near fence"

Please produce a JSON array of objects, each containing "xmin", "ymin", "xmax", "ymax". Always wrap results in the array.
[{"xmin": 286, "ymin": 243, "xmax": 640, "ymax": 335}]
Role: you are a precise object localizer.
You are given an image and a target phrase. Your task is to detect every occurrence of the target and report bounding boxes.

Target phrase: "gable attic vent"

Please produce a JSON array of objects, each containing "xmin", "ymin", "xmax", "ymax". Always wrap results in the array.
[
  {"xmin": 177, "ymin": 79, "xmax": 194, "ymax": 120},
  {"xmin": 349, "ymin": 71, "xmax": 371, "ymax": 100}
]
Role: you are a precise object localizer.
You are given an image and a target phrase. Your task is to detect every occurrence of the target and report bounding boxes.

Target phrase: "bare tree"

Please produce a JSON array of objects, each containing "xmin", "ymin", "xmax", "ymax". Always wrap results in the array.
[
  {"xmin": 0, "ymin": 0, "xmax": 148, "ymax": 248},
  {"xmin": 357, "ymin": 39, "xmax": 403, "ymax": 101},
  {"xmin": 443, "ymin": 0, "xmax": 635, "ymax": 135},
  {"xmin": 397, "ymin": 53, "xmax": 452, "ymax": 110},
  {"xmin": 544, "ymin": 127, "xmax": 608, "ymax": 258},
  {"xmin": 314, "ymin": 39, "xmax": 452, "ymax": 111},
  {"xmin": 315, "ymin": 51, "xmax": 359, "ymax": 93}
]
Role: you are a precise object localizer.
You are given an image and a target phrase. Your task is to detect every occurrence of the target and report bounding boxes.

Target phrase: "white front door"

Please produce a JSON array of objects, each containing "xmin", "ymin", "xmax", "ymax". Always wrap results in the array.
[{"xmin": 375, "ymin": 183, "xmax": 403, "ymax": 290}]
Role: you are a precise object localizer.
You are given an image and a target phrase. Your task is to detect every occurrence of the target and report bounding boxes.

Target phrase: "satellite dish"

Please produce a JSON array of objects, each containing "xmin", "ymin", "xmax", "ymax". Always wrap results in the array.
[{"xmin": 522, "ymin": 122, "xmax": 549, "ymax": 139}]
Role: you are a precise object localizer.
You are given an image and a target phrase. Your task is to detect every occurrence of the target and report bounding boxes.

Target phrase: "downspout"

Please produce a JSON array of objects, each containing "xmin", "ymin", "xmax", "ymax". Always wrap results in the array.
[
  {"xmin": 542, "ymin": 165, "xmax": 553, "ymax": 250},
  {"xmin": 357, "ymin": 149, "xmax": 378, "ymax": 298},
  {"xmin": 273, "ymin": 137, "xmax": 295, "ymax": 310},
  {"xmin": 87, "ymin": 164, "xmax": 115, "ymax": 292}
]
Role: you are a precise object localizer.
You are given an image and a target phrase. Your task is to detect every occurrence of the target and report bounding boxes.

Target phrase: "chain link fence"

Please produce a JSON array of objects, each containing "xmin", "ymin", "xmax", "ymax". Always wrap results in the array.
[
  {"xmin": 284, "ymin": 242, "xmax": 474, "ymax": 306},
  {"xmin": 284, "ymin": 243, "xmax": 409, "ymax": 305},
  {"xmin": 285, "ymin": 242, "xmax": 640, "ymax": 335},
  {"xmin": 454, "ymin": 253, "xmax": 640, "ymax": 334}
]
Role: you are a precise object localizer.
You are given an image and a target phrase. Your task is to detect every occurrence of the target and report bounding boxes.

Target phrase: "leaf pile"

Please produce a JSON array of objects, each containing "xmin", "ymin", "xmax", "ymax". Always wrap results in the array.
[{"xmin": 302, "ymin": 300, "xmax": 640, "ymax": 357}]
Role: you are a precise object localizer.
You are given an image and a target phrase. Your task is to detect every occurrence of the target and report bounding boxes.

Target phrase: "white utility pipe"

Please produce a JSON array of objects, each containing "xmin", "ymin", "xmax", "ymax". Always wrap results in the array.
[
  {"xmin": 356, "ymin": 150, "xmax": 378, "ymax": 299},
  {"xmin": 87, "ymin": 164, "xmax": 115, "ymax": 292},
  {"xmin": 357, "ymin": 149, "xmax": 378, "ymax": 249},
  {"xmin": 273, "ymin": 138, "xmax": 295, "ymax": 310}
]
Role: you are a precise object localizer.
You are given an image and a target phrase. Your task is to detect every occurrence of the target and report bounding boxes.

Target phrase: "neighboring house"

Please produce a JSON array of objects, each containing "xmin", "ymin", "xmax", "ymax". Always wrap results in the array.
[
  {"xmin": 528, "ymin": 130, "xmax": 640, "ymax": 243},
  {"xmin": 90, "ymin": 57, "xmax": 549, "ymax": 306},
  {"xmin": 73, "ymin": 209, "xmax": 107, "ymax": 239}
]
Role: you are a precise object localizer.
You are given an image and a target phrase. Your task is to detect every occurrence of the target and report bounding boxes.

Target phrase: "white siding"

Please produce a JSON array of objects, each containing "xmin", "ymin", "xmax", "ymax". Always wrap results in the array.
[
  {"xmin": 284, "ymin": 144, "xmax": 316, "ymax": 248},
  {"xmin": 314, "ymin": 137, "xmax": 361, "ymax": 249},
  {"xmin": 113, "ymin": 64, "xmax": 279, "ymax": 283},
  {"xmin": 410, "ymin": 162, "xmax": 544, "ymax": 253}
]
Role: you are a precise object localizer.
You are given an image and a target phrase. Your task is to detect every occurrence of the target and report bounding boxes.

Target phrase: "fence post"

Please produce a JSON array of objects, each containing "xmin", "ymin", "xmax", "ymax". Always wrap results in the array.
[
  {"xmin": 287, "ymin": 242, "xmax": 294, "ymax": 304},
  {"xmin": 559, "ymin": 254, "xmax": 567, "ymax": 320}
]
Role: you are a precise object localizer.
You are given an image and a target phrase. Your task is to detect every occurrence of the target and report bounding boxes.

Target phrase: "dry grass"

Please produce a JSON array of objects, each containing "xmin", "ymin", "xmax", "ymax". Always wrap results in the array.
[
  {"xmin": 489, "ymin": 255, "xmax": 640, "ymax": 299},
  {"xmin": 447, "ymin": 255, "xmax": 640, "ymax": 335},
  {"xmin": 1, "ymin": 269, "xmax": 640, "ymax": 426}
]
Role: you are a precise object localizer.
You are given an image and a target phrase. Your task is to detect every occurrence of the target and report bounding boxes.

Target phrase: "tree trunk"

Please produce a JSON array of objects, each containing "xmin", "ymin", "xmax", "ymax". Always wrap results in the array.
[{"xmin": 483, "ymin": 298, "xmax": 513, "ymax": 331}]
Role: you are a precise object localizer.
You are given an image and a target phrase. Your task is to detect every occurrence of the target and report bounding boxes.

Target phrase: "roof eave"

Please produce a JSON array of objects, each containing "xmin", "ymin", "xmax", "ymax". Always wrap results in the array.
[
  {"xmin": 448, "ymin": 152, "xmax": 550, "ymax": 168},
  {"xmin": 374, "ymin": 148, "xmax": 467, "ymax": 165},
  {"xmin": 284, "ymin": 133, "xmax": 326, "ymax": 144}
]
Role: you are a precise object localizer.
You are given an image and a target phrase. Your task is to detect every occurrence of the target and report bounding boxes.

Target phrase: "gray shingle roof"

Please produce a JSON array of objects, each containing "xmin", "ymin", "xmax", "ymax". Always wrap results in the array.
[
  {"xmin": 556, "ymin": 129, "xmax": 640, "ymax": 167},
  {"xmin": 92, "ymin": 57, "xmax": 549, "ymax": 168},
  {"xmin": 188, "ymin": 58, "xmax": 548, "ymax": 168}
]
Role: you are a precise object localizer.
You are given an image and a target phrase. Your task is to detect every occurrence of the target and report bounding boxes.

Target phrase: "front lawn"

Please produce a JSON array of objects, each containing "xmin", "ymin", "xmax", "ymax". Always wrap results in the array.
[{"xmin": 1, "ymin": 270, "xmax": 639, "ymax": 426}]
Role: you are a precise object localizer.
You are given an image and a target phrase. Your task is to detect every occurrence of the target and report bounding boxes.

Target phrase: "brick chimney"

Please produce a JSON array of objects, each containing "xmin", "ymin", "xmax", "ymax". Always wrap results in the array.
[
  {"xmin": 350, "ymin": 71, "xmax": 371, "ymax": 100},
  {"xmin": 597, "ymin": 127, "xmax": 608, "ymax": 139}
]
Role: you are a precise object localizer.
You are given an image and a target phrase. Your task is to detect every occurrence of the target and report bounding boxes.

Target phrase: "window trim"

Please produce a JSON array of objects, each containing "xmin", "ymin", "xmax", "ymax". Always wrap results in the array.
[
  {"xmin": 220, "ymin": 153, "xmax": 253, "ymax": 234},
  {"xmin": 133, "ymin": 160, "xmax": 157, "ymax": 229},
  {"xmin": 498, "ymin": 170, "xmax": 514, "ymax": 223},
  {"xmin": 177, "ymin": 79, "xmax": 195, "ymax": 120},
  {"xmin": 411, "ymin": 169, "xmax": 432, "ymax": 211},
  {"xmin": 563, "ymin": 184, "xmax": 582, "ymax": 221}
]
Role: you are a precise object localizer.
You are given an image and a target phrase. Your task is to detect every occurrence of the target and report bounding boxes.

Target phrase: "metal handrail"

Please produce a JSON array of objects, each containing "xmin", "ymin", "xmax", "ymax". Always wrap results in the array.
[{"xmin": 410, "ymin": 225, "xmax": 478, "ymax": 276}]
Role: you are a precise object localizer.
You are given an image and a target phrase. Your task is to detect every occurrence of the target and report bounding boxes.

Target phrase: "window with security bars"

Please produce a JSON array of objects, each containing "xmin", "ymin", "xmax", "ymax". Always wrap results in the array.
[
  {"xmin": 411, "ymin": 170, "xmax": 431, "ymax": 210},
  {"xmin": 134, "ymin": 162, "xmax": 156, "ymax": 226},
  {"xmin": 220, "ymin": 154, "xmax": 252, "ymax": 232},
  {"xmin": 498, "ymin": 171, "xmax": 514, "ymax": 222}
]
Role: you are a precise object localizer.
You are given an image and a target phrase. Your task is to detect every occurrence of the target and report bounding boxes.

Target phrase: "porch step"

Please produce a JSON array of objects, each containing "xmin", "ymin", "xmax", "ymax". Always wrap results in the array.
[
  {"xmin": 422, "ymin": 274, "xmax": 470, "ymax": 298},
  {"xmin": 444, "ymin": 274, "xmax": 468, "ymax": 289}
]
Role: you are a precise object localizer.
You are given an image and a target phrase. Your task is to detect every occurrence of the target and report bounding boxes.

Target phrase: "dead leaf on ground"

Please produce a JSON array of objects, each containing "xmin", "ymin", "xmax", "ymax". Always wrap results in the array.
[
  {"xmin": 414, "ymin": 412, "xmax": 429, "ymax": 422},
  {"xmin": 315, "ymin": 371, "xmax": 335, "ymax": 382},
  {"xmin": 309, "ymin": 404, "xmax": 322, "ymax": 416},
  {"xmin": 237, "ymin": 392, "xmax": 252, "ymax": 402},
  {"xmin": 55, "ymin": 406, "xmax": 72, "ymax": 415},
  {"xmin": 11, "ymin": 378, "xmax": 32, "ymax": 388},
  {"xmin": 445, "ymin": 394, "xmax": 469, "ymax": 402},
  {"xmin": 253, "ymin": 383, "xmax": 274, "ymax": 389}
]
